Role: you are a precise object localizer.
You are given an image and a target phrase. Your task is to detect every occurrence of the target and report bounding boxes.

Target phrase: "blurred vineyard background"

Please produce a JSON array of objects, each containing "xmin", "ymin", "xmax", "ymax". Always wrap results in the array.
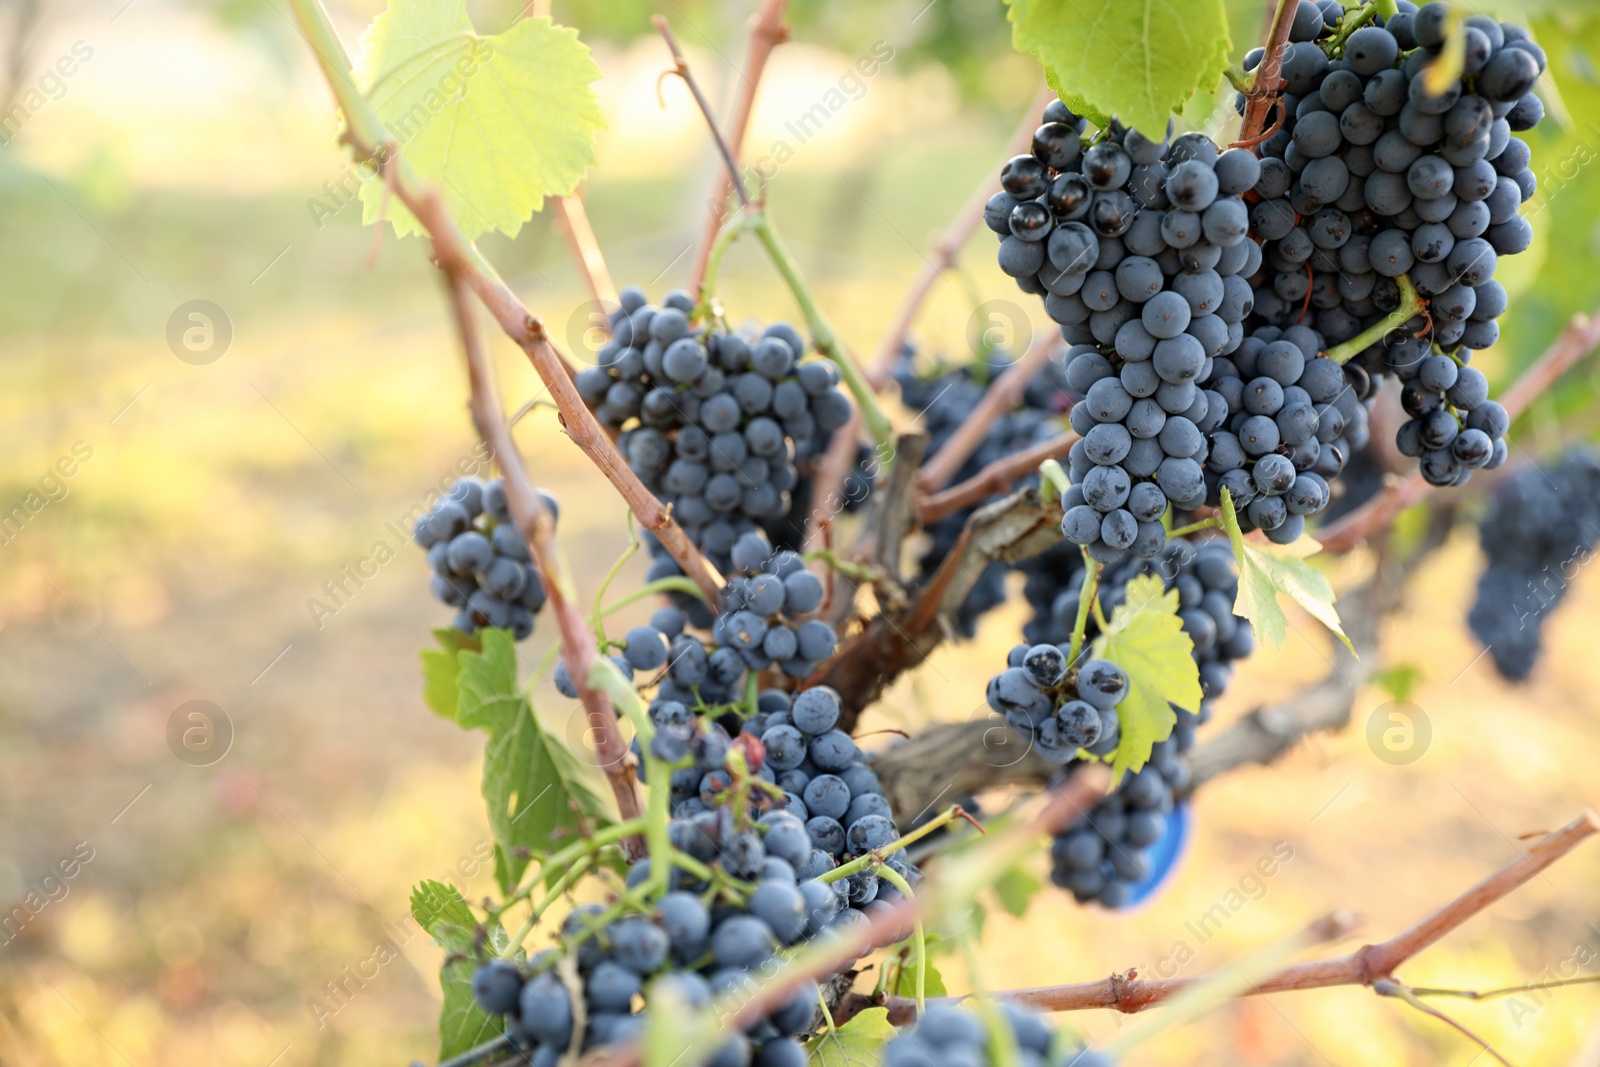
[{"xmin": 2, "ymin": 0, "xmax": 1600, "ymax": 1063}]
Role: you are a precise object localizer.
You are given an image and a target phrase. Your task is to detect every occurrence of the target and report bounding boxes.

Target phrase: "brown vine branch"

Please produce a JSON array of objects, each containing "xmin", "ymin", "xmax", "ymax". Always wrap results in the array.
[
  {"xmin": 824, "ymin": 488, "xmax": 1063, "ymax": 730},
  {"xmin": 1317, "ymin": 308, "xmax": 1600, "ymax": 553},
  {"xmin": 1233, "ymin": 0, "xmax": 1299, "ymax": 148},
  {"xmin": 842, "ymin": 810, "xmax": 1598, "ymax": 1022},
  {"xmin": 448, "ymin": 272, "xmax": 646, "ymax": 856},
  {"xmin": 803, "ymin": 408, "xmax": 863, "ymax": 558},
  {"xmin": 865, "ymin": 86, "xmax": 1057, "ymax": 391},
  {"xmin": 916, "ymin": 431, "xmax": 1079, "ymax": 525},
  {"xmin": 286, "ymin": 0, "xmax": 722, "ymax": 605},
  {"xmin": 916, "ymin": 333, "xmax": 1064, "ymax": 492},
  {"xmin": 552, "ymin": 189, "xmax": 619, "ymax": 312},
  {"xmin": 652, "ymin": 15, "xmax": 751, "ymax": 209},
  {"xmin": 688, "ymin": 0, "xmax": 790, "ymax": 292}
]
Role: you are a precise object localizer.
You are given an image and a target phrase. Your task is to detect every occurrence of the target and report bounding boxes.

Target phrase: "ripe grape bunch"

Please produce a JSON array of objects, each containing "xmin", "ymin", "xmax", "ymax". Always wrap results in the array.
[
  {"xmin": 1468, "ymin": 447, "xmax": 1600, "ymax": 681},
  {"xmin": 574, "ymin": 286, "xmax": 855, "ymax": 608},
  {"xmin": 469, "ymin": 714, "xmax": 920, "ymax": 1067},
  {"xmin": 565, "ymin": 530, "xmax": 838, "ymax": 711},
  {"xmin": 987, "ymin": 647, "xmax": 1126, "ymax": 765},
  {"xmin": 413, "ymin": 478, "xmax": 552, "ymax": 639},
  {"xmin": 1009, "ymin": 537, "xmax": 1246, "ymax": 907},
  {"xmin": 1240, "ymin": 0, "xmax": 1540, "ymax": 485},
  {"xmin": 992, "ymin": 107, "xmax": 1267, "ymax": 559}
]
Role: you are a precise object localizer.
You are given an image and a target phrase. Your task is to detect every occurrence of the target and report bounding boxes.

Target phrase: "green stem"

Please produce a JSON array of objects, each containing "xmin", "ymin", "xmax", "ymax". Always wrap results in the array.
[
  {"xmin": 743, "ymin": 671, "xmax": 761, "ymax": 719},
  {"xmin": 1066, "ymin": 554, "xmax": 1102, "ymax": 667},
  {"xmin": 1223, "ymin": 63, "xmax": 1254, "ymax": 93},
  {"xmin": 600, "ymin": 575, "xmax": 710, "ymax": 616},
  {"xmin": 1168, "ymin": 517, "xmax": 1223, "ymax": 539},
  {"xmin": 875, "ymin": 866, "xmax": 926, "ymax": 1014},
  {"xmin": 746, "ymin": 212, "xmax": 896, "ymax": 460},
  {"xmin": 645, "ymin": 755, "xmax": 673, "ymax": 899},
  {"xmin": 802, "ymin": 548, "xmax": 880, "ymax": 583},
  {"xmin": 1325, "ymin": 274, "xmax": 1424, "ymax": 365},
  {"xmin": 591, "ymin": 513, "xmax": 640, "ymax": 642},
  {"xmin": 503, "ymin": 817, "xmax": 651, "ymax": 907},
  {"xmin": 961, "ymin": 939, "xmax": 1020, "ymax": 1067},
  {"xmin": 818, "ymin": 805, "xmax": 970, "ymax": 884},
  {"xmin": 500, "ymin": 855, "xmax": 595, "ymax": 958},
  {"xmin": 1328, "ymin": 2, "xmax": 1378, "ymax": 51},
  {"xmin": 698, "ymin": 210, "xmax": 759, "ymax": 316},
  {"xmin": 1409, "ymin": 974, "xmax": 1600, "ymax": 1002},
  {"xmin": 1037, "ymin": 459, "xmax": 1070, "ymax": 508}
]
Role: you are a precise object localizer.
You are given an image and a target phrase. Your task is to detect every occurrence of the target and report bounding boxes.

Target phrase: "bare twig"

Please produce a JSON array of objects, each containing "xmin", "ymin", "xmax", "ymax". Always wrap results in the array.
[
  {"xmin": 1318, "ymin": 309, "xmax": 1600, "ymax": 553},
  {"xmin": 1375, "ymin": 980, "xmax": 1517, "ymax": 1067},
  {"xmin": 286, "ymin": 0, "xmax": 722, "ymax": 604},
  {"xmin": 916, "ymin": 431, "xmax": 1078, "ymax": 525},
  {"xmin": 688, "ymin": 0, "xmax": 791, "ymax": 291},
  {"xmin": 652, "ymin": 16, "xmax": 750, "ymax": 209},
  {"xmin": 1233, "ymin": 0, "xmax": 1299, "ymax": 147},
  {"xmin": 823, "ymin": 489, "xmax": 1063, "ymax": 730},
  {"xmin": 865, "ymin": 86, "xmax": 1057, "ymax": 391},
  {"xmin": 552, "ymin": 189, "xmax": 619, "ymax": 311},
  {"xmin": 873, "ymin": 432, "xmax": 929, "ymax": 590},
  {"xmin": 448, "ymin": 273, "xmax": 645, "ymax": 856},
  {"xmin": 804, "ymin": 409, "xmax": 864, "ymax": 557},
  {"xmin": 842, "ymin": 811, "xmax": 1599, "ymax": 1020},
  {"xmin": 917, "ymin": 334, "xmax": 1064, "ymax": 492}
]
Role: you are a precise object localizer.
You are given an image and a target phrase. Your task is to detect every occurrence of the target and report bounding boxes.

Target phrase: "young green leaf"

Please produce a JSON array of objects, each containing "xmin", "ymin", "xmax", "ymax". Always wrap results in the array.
[
  {"xmin": 352, "ymin": 3, "xmax": 604, "ymax": 240},
  {"xmin": 806, "ymin": 1007, "xmax": 900, "ymax": 1067},
  {"xmin": 992, "ymin": 864, "xmax": 1043, "ymax": 918},
  {"xmin": 1092, "ymin": 573, "xmax": 1202, "ymax": 782},
  {"xmin": 455, "ymin": 630, "xmax": 614, "ymax": 892},
  {"xmin": 888, "ymin": 936, "xmax": 949, "ymax": 999},
  {"xmin": 1005, "ymin": 0, "xmax": 1231, "ymax": 138},
  {"xmin": 410, "ymin": 880, "xmax": 507, "ymax": 1059},
  {"xmin": 421, "ymin": 627, "xmax": 476, "ymax": 720},
  {"xmin": 1219, "ymin": 490, "xmax": 1352, "ymax": 653}
]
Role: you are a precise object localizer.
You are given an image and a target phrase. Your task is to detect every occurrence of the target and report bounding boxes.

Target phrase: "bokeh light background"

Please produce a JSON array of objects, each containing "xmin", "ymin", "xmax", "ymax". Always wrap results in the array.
[{"xmin": 2, "ymin": 0, "xmax": 1599, "ymax": 1063}]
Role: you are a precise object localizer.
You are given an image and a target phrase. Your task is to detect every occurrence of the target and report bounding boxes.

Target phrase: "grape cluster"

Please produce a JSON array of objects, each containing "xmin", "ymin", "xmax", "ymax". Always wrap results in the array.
[
  {"xmin": 987, "ymin": 647, "xmax": 1126, "ymax": 765},
  {"xmin": 1239, "ymin": 0, "xmax": 1539, "ymax": 483},
  {"xmin": 1193, "ymin": 328, "xmax": 1363, "ymax": 538},
  {"xmin": 1468, "ymin": 448, "xmax": 1600, "ymax": 680},
  {"xmin": 575, "ymin": 286, "xmax": 854, "ymax": 587},
  {"xmin": 1049, "ymin": 736, "xmax": 1192, "ymax": 908},
  {"xmin": 741, "ymin": 685, "xmax": 920, "ymax": 908},
  {"xmin": 992, "ymin": 105, "xmax": 1277, "ymax": 558},
  {"xmin": 883, "ymin": 1002, "xmax": 1108, "ymax": 1067},
  {"xmin": 469, "ymin": 850, "xmax": 831, "ymax": 1067},
  {"xmin": 895, "ymin": 347, "xmax": 1071, "ymax": 633},
  {"xmin": 712, "ymin": 533, "xmax": 838, "ymax": 679},
  {"xmin": 1014, "ymin": 537, "xmax": 1247, "ymax": 907},
  {"xmin": 413, "ymin": 478, "xmax": 552, "ymax": 639}
]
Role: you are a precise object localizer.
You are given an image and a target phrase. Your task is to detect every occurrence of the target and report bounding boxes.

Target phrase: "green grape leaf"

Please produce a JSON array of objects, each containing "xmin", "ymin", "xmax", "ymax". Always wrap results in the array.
[
  {"xmin": 1092, "ymin": 573, "xmax": 1201, "ymax": 782},
  {"xmin": 1005, "ymin": 0, "xmax": 1231, "ymax": 138},
  {"xmin": 421, "ymin": 628, "xmax": 476, "ymax": 720},
  {"xmin": 454, "ymin": 629, "xmax": 613, "ymax": 893},
  {"xmin": 992, "ymin": 864, "xmax": 1043, "ymax": 918},
  {"xmin": 352, "ymin": 2, "xmax": 604, "ymax": 239},
  {"xmin": 806, "ymin": 1007, "xmax": 900, "ymax": 1067},
  {"xmin": 1219, "ymin": 490, "xmax": 1352, "ymax": 653},
  {"xmin": 410, "ymin": 880, "xmax": 507, "ymax": 1059},
  {"xmin": 888, "ymin": 935, "xmax": 949, "ymax": 999}
]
